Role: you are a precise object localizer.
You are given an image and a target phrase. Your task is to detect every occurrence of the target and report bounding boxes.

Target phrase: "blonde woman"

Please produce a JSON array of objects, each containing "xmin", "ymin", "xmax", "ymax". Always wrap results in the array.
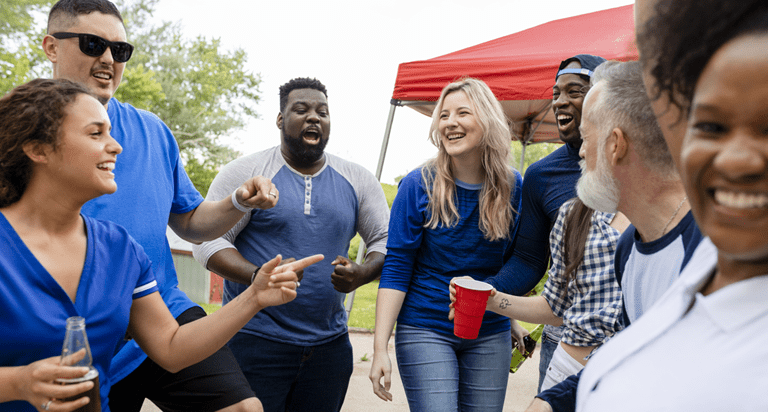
[{"xmin": 370, "ymin": 78, "xmax": 524, "ymax": 412}]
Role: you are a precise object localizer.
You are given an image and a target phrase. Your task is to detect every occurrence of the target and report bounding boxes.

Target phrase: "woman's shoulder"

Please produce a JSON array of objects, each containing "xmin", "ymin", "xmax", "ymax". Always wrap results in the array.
[
  {"xmin": 399, "ymin": 167, "xmax": 428, "ymax": 189},
  {"xmin": 82, "ymin": 216, "xmax": 143, "ymax": 254}
]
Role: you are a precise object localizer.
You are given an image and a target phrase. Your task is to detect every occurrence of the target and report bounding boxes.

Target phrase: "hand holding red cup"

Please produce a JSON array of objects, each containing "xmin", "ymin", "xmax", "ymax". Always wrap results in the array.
[{"xmin": 451, "ymin": 278, "xmax": 493, "ymax": 339}]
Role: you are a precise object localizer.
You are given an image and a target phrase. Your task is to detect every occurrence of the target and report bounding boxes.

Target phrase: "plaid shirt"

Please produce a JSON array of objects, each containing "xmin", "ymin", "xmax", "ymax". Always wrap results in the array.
[{"xmin": 541, "ymin": 198, "xmax": 623, "ymax": 348}]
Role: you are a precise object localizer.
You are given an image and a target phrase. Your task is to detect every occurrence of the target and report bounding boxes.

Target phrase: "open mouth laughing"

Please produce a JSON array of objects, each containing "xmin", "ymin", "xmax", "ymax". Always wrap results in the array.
[
  {"xmin": 92, "ymin": 68, "xmax": 113, "ymax": 83},
  {"xmin": 557, "ymin": 113, "xmax": 574, "ymax": 129},
  {"xmin": 97, "ymin": 162, "xmax": 115, "ymax": 173}
]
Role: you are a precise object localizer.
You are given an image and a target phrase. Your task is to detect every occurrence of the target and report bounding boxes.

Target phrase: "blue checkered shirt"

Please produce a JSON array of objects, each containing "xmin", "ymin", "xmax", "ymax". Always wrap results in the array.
[{"xmin": 541, "ymin": 198, "xmax": 624, "ymax": 348}]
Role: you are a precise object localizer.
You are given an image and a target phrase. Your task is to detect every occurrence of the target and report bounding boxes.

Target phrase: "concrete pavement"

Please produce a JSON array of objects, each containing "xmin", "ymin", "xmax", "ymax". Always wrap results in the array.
[{"xmin": 141, "ymin": 329, "xmax": 542, "ymax": 412}]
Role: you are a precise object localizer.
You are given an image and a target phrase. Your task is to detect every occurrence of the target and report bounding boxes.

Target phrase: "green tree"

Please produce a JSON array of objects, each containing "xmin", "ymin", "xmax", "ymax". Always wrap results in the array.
[
  {"xmin": 116, "ymin": 0, "xmax": 261, "ymax": 195},
  {"xmin": 0, "ymin": 0, "xmax": 55, "ymax": 95},
  {"xmin": 510, "ymin": 142, "xmax": 561, "ymax": 175}
]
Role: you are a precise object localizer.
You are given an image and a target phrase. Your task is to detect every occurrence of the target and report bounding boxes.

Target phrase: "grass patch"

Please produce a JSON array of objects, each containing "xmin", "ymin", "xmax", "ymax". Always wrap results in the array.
[
  {"xmin": 347, "ymin": 280, "xmax": 379, "ymax": 330},
  {"xmin": 199, "ymin": 302, "xmax": 221, "ymax": 315}
]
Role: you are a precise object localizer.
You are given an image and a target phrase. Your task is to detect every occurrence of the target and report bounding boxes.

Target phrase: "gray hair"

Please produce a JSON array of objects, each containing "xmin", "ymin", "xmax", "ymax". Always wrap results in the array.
[{"xmin": 589, "ymin": 60, "xmax": 677, "ymax": 178}]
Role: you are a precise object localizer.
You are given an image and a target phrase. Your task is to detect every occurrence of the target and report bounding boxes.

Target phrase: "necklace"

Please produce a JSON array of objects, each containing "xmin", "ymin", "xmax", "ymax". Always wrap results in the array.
[{"xmin": 659, "ymin": 196, "xmax": 687, "ymax": 237}]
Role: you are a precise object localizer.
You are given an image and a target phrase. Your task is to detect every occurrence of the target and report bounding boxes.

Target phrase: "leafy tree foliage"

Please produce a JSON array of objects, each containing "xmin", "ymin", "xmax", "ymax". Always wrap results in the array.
[
  {"xmin": 116, "ymin": 0, "xmax": 261, "ymax": 195},
  {"xmin": 510, "ymin": 142, "xmax": 561, "ymax": 175},
  {"xmin": 0, "ymin": 0, "xmax": 54, "ymax": 95}
]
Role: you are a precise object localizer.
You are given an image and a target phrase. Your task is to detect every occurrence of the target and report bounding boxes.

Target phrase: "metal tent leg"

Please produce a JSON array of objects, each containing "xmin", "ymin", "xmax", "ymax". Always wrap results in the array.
[{"xmin": 345, "ymin": 101, "xmax": 399, "ymax": 319}]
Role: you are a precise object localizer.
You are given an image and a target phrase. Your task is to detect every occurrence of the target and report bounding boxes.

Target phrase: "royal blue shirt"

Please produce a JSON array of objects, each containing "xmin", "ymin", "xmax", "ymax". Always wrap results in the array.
[
  {"xmin": 81, "ymin": 98, "xmax": 204, "ymax": 383},
  {"xmin": 0, "ymin": 214, "xmax": 157, "ymax": 412},
  {"xmin": 379, "ymin": 167, "xmax": 523, "ymax": 337}
]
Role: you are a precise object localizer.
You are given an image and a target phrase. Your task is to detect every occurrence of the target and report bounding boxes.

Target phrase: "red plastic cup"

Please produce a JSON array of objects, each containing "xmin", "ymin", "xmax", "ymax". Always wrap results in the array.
[{"xmin": 453, "ymin": 278, "xmax": 493, "ymax": 339}]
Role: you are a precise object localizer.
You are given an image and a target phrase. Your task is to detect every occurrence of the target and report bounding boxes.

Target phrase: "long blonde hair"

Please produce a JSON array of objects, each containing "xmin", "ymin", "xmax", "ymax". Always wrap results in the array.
[{"xmin": 421, "ymin": 78, "xmax": 516, "ymax": 241}]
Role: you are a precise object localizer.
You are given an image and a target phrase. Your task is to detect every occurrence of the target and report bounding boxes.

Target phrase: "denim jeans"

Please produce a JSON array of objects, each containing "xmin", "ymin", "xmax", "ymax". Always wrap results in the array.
[
  {"xmin": 227, "ymin": 331, "xmax": 353, "ymax": 412},
  {"xmin": 537, "ymin": 329, "xmax": 561, "ymax": 393},
  {"xmin": 394, "ymin": 324, "xmax": 511, "ymax": 412}
]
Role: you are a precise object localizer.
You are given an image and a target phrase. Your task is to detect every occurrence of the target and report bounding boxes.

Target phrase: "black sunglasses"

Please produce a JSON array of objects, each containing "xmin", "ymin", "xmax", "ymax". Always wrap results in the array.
[{"xmin": 52, "ymin": 32, "xmax": 134, "ymax": 63}]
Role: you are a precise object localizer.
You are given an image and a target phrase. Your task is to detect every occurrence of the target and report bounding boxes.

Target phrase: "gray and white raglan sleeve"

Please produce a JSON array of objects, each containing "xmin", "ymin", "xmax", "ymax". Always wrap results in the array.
[{"xmin": 350, "ymin": 164, "xmax": 389, "ymax": 257}]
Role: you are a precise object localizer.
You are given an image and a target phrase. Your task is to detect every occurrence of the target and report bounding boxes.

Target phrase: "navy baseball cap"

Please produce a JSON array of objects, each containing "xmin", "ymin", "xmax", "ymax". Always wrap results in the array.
[{"xmin": 556, "ymin": 54, "xmax": 607, "ymax": 80}]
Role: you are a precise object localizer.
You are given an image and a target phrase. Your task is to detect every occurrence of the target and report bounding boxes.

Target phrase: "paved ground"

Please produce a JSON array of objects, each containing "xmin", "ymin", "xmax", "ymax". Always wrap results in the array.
[{"xmin": 141, "ymin": 329, "xmax": 541, "ymax": 412}]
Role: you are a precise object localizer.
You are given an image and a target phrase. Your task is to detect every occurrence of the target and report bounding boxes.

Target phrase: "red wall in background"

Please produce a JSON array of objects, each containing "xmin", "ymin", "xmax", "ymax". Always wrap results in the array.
[{"xmin": 209, "ymin": 272, "xmax": 223, "ymax": 304}]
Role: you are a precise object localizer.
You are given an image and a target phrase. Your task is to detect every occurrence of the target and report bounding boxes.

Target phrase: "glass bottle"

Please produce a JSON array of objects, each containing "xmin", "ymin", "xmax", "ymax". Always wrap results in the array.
[
  {"xmin": 59, "ymin": 316, "xmax": 101, "ymax": 412},
  {"xmin": 60, "ymin": 316, "xmax": 93, "ymax": 367},
  {"xmin": 510, "ymin": 323, "xmax": 544, "ymax": 373}
]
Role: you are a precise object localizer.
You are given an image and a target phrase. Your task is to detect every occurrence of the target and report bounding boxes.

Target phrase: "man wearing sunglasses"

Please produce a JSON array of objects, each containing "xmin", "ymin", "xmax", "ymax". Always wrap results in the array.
[{"xmin": 42, "ymin": 1, "xmax": 270, "ymax": 411}]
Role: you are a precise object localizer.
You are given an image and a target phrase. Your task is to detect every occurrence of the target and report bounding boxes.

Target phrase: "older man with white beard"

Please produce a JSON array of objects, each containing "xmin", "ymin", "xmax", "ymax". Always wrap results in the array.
[
  {"xmin": 528, "ymin": 60, "xmax": 704, "ymax": 412},
  {"xmin": 576, "ymin": 60, "xmax": 703, "ymax": 326}
]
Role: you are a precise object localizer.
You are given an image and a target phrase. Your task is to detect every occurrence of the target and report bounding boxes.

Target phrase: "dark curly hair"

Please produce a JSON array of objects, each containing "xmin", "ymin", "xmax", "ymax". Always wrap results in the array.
[
  {"xmin": 278, "ymin": 77, "xmax": 328, "ymax": 112},
  {"xmin": 0, "ymin": 79, "xmax": 95, "ymax": 207},
  {"xmin": 638, "ymin": 0, "xmax": 768, "ymax": 117}
]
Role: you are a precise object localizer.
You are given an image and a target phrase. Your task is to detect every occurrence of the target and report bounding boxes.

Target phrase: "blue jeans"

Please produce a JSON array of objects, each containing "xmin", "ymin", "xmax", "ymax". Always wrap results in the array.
[
  {"xmin": 395, "ymin": 324, "xmax": 511, "ymax": 412},
  {"xmin": 537, "ymin": 330, "xmax": 561, "ymax": 393},
  {"xmin": 227, "ymin": 331, "xmax": 353, "ymax": 412}
]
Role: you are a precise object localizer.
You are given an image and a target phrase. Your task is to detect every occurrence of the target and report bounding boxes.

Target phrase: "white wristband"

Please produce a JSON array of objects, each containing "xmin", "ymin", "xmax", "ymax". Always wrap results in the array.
[{"xmin": 231, "ymin": 190, "xmax": 252, "ymax": 213}]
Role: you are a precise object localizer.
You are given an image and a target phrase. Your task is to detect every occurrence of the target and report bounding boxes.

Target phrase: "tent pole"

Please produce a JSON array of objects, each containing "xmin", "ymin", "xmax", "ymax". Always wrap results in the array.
[
  {"xmin": 375, "ymin": 100, "xmax": 400, "ymax": 180},
  {"xmin": 345, "ymin": 100, "xmax": 400, "ymax": 319},
  {"xmin": 519, "ymin": 142, "xmax": 527, "ymax": 173}
]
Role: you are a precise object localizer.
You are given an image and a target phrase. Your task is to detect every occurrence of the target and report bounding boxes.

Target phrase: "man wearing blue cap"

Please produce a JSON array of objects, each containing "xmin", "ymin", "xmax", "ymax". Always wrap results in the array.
[{"xmin": 495, "ymin": 54, "xmax": 606, "ymax": 392}]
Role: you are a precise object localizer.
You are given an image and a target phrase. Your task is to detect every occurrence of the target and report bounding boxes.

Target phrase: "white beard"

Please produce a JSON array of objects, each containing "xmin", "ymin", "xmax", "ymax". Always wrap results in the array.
[{"xmin": 577, "ymin": 152, "xmax": 620, "ymax": 213}]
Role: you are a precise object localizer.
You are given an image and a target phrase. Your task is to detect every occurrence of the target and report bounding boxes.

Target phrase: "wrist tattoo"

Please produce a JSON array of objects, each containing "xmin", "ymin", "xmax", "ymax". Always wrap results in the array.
[{"xmin": 499, "ymin": 298, "xmax": 511, "ymax": 309}]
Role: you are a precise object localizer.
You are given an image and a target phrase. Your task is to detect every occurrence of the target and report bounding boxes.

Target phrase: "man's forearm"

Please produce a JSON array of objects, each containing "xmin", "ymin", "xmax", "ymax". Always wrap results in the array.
[
  {"xmin": 171, "ymin": 176, "xmax": 277, "ymax": 244},
  {"xmin": 168, "ymin": 198, "xmax": 248, "ymax": 245},
  {"xmin": 205, "ymin": 248, "xmax": 258, "ymax": 285},
  {"xmin": 358, "ymin": 252, "xmax": 385, "ymax": 285}
]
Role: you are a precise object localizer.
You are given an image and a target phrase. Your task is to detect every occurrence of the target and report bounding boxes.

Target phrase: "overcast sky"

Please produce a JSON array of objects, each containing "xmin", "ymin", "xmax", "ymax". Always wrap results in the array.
[{"xmin": 151, "ymin": 0, "xmax": 632, "ymax": 184}]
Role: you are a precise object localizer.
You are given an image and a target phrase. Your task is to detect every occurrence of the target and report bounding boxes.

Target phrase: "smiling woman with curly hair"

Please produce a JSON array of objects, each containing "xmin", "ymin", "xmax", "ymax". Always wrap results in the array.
[{"xmin": 570, "ymin": 1, "xmax": 768, "ymax": 411}]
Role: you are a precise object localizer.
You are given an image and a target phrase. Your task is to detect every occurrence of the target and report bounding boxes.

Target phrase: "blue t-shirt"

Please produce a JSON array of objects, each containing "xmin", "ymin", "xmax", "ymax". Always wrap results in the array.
[
  {"xmin": 379, "ymin": 167, "xmax": 523, "ymax": 337},
  {"xmin": 80, "ymin": 98, "xmax": 204, "ymax": 382},
  {"xmin": 497, "ymin": 143, "xmax": 581, "ymax": 295},
  {"xmin": 0, "ymin": 214, "xmax": 157, "ymax": 412}
]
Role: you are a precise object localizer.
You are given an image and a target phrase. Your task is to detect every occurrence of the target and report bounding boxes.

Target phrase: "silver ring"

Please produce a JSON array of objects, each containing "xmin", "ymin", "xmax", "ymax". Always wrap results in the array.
[
  {"xmin": 295, "ymin": 281, "xmax": 300, "ymax": 288},
  {"xmin": 269, "ymin": 192, "xmax": 277, "ymax": 198},
  {"xmin": 42, "ymin": 400, "xmax": 53, "ymax": 411}
]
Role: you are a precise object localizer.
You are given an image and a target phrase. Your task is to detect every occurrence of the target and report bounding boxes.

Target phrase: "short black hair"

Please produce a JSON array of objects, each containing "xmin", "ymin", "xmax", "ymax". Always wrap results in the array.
[
  {"xmin": 279, "ymin": 78, "xmax": 327, "ymax": 112},
  {"xmin": 638, "ymin": 0, "xmax": 768, "ymax": 116},
  {"xmin": 48, "ymin": 0, "xmax": 124, "ymax": 33}
]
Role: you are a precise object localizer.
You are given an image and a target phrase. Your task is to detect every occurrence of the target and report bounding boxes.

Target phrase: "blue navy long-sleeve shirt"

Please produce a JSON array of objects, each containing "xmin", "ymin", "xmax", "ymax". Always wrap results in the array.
[{"xmin": 497, "ymin": 143, "xmax": 582, "ymax": 296}]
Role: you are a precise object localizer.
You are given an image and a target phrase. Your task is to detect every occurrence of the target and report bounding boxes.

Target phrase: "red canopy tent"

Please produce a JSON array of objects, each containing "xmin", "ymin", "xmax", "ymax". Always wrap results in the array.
[{"xmin": 373, "ymin": 4, "xmax": 638, "ymax": 178}]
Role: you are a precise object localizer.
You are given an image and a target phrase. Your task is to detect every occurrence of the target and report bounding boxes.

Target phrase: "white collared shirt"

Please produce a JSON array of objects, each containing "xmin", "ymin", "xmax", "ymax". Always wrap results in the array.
[{"xmin": 576, "ymin": 238, "xmax": 768, "ymax": 411}]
